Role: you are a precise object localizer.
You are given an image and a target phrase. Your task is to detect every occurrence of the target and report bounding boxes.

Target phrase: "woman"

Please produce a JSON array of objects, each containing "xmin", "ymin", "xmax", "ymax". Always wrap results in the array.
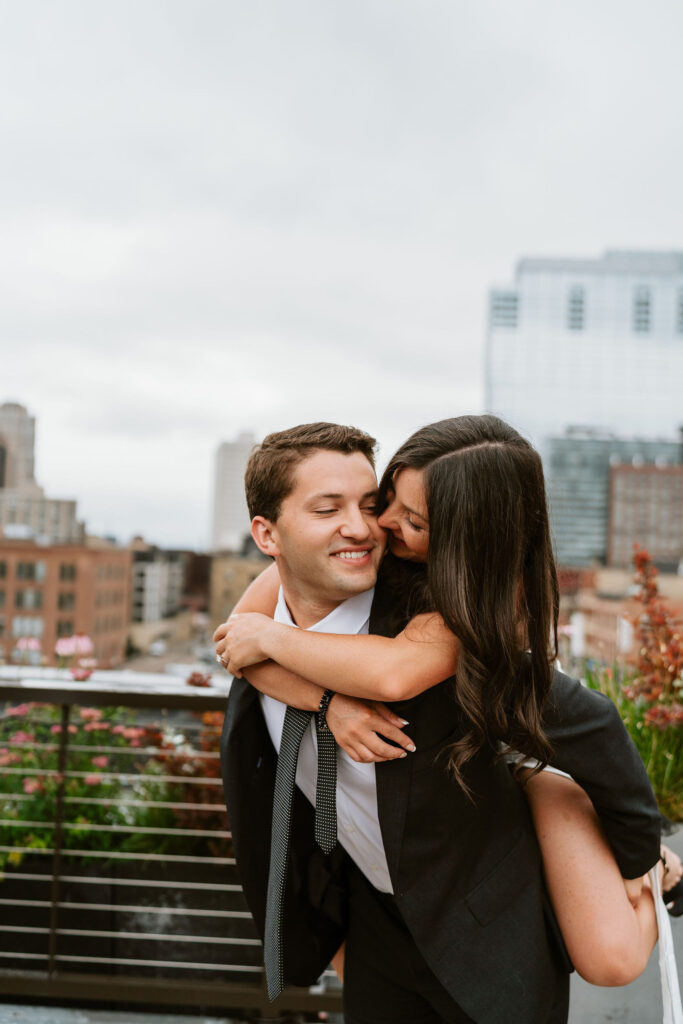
[{"xmin": 215, "ymin": 414, "xmax": 680, "ymax": 988}]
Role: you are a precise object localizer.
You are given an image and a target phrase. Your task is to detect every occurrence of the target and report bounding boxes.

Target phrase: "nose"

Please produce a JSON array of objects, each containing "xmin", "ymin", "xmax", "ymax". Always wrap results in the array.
[
  {"xmin": 339, "ymin": 503, "xmax": 371, "ymax": 540},
  {"xmin": 377, "ymin": 501, "xmax": 397, "ymax": 531}
]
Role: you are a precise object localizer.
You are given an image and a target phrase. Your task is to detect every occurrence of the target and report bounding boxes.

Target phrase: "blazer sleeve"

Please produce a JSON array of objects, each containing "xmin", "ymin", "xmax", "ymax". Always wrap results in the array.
[{"xmin": 541, "ymin": 667, "xmax": 661, "ymax": 880}]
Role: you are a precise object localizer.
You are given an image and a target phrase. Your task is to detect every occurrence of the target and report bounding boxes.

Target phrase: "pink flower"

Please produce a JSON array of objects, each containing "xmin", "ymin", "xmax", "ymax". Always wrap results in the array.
[
  {"xmin": 111, "ymin": 725, "xmax": 126, "ymax": 734},
  {"xmin": 123, "ymin": 727, "xmax": 145, "ymax": 739},
  {"xmin": 50, "ymin": 724, "xmax": 78, "ymax": 735},
  {"xmin": 5, "ymin": 704, "xmax": 30, "ymax": 717},
  {"xmin": 55, "ymin": 637, "xmax": 76, "ymax": 658},
  {"xmin": 10, "ymin": 731, "xmax": 35, "ymax": 743},
  {"xmin": 79, "ymin": 708, "xmax": 103, "ymax": 721},
  {"xmin": 91, "ymin": 755, "xmax": 108, "ymax": 768},
  {"xmin": 73, "ymin": 634, "xmax": 94, "ymax": 656},
  {"xmin": 84, "ymin": 721, "xmax": 110, "ymax": 732},
  {"xmin": 0, "ymin": 752, "xmax": 21, "ymax": 766},
  {"xmin": 16, "ymin": 637, "xmax": 41, "ymax": 652},
  {"xmin": 22, "ymin": 777, "xmax": 43, "ymax": 794},
  {"xmin": 84, "ymin": 774, "xmax": 102, "ymax": 785}
]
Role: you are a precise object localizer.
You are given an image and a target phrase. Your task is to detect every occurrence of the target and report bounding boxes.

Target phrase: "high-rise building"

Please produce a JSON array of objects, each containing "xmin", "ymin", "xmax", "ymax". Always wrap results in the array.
[
  {"xmin": 485, "ymin": 251, "xmax": 683, "ymax": 448},
  {"xmin": 0, "ymin": 402, "xmax": 37, "ymax": 489},
  {"xmin": 546, "ymin": 430, "xmax": 681, "ymax": 566},
  {"xmin": 211, "ymin": 432, "xmax": 256, "ymax": 552},
  {"xmin": 0, "ymin": 402, "xmax": 84, "ymax": 544}
]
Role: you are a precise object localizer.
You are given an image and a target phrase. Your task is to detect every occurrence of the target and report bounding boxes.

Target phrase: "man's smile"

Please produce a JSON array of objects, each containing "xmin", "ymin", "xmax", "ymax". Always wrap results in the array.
[{"xmin": 331, "ymin": 547, "xmax": 374, "ymax": 564}]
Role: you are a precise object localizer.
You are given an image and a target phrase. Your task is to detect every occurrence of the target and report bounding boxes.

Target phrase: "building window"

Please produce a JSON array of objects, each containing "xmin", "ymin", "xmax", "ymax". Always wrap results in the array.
[
  {"xmin": 59, "ymin": 563, "xmax": 77, "ymax": 582},
  {"xmin": 0, "ymin": 591, "xmax": 4, "ymax": 608},
  {"xmin": 633, "ymin": 286, "xmax": 651, "ymax": 332},
  {"xmin": 567, "ymin": 286, "xmax": 585, "ymax": 330},
  {"xmin": 0, "ymin": 616, "xmax": 4, "ymax": 638},
  {"xmin": 0, "ymin": 561, "xmax": 6, "ymax": 579},
  {"xmin": 58, "ymin": 592, "xmax": 76, "ymax": 611},
  {"xmin": 12, "ymin": 617, "xmax": 44, "ymax": 638},
  {"xmin": 17, "ymin": 561, "xmax": 46, "ymax": 582},
  {"xmin": 15, "ymin": 589, "xmax": 43, "ymax": 610},
  {"xmin": 489, "ymin": 290, "xmax": 519, "ymax": 328},
  {"xmin": 57, "ymin": 620, "xmax": 74, "ymax": 638}
]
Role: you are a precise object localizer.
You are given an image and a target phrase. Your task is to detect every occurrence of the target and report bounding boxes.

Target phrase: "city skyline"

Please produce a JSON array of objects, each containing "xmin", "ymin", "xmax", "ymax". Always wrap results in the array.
[{"xmin": 3, "ymin": 1, "xmax": 683, "ymax": 547}]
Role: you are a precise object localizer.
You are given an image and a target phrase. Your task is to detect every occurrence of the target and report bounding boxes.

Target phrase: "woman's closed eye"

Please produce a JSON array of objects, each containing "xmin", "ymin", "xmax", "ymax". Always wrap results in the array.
[{"xmin": 406, "ymin": 517, "xmax": 425, "ymax": 532}]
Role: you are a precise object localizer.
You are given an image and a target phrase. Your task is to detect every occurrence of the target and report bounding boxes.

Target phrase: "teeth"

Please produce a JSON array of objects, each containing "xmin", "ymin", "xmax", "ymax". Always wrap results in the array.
[{"xmin": 334, "ymin": 551, "xmax": 368, "ymax": 560}]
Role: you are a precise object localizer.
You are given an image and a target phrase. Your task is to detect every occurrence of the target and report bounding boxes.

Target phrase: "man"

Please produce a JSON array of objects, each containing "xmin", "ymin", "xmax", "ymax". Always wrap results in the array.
[{"xmin": 218, "ymin": 422, "xmax": 660, "ymax": 1024}]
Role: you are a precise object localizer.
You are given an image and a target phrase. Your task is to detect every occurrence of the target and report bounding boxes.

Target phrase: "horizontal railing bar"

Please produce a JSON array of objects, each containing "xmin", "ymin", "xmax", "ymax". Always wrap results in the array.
[
  {"xmin": 67, "ymin": 771, "xmax": 223, "ymax": 785},
  {"xmin": 65, "ymin": 797, "xmax": 225, "ymax": 810},
  {"xmin": 4, "ymin": 872, "xmax": 243, "ymax": 892},
  {"xmin": 0, "ymin": 951, "xmax": 47, "ymax": 961},
  {"xmin": 0, "ymin": 795, "xmax": 226, "ymax": 811},
  {"xmin": 59, "ymin": 903, "xmax": 253, "ymax": 920},
  {"xmin": 55, "ymin": 954, "xmax": 262, "ymax": 972},
  {"xmin": 0, "ymin": 767, "xmax": 223, "ymax": 784},
  {"xmin": 0, "ymin": 899, "xmax": 253, "ymax": 920},
  {"xmin": 0, "ymin": 846, "xmax": 235, "ymax": 864},
  {"xmin": 3, "ymin": 741, "xmax": 220, "ymax": 759},
  {"xmin": 0, "ymin": 679, "xmax": 229, "ymax": 711},
  {"xmin": 0, "ymin": 819, "xmax": 231, "ymax": 838},
  {"xmin": 0, "ymin": 924, "xmax": 260, "ymax": 946}
]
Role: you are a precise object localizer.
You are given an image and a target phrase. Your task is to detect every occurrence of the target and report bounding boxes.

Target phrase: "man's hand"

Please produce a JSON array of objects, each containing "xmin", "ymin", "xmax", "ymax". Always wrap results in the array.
[
  {"xmin": 326, "ymin": 694, "xmax": 415, "ymax": 763},
  {"xmin": 214, "ymin": 612, "xmax": 277, "ymax": 676}
]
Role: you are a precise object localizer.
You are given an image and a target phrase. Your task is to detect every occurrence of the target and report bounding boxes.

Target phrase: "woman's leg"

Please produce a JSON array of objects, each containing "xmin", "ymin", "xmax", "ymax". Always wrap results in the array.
[{"xmin": 523, "ymin": 770, "xmax": 659, "ymax": 987}]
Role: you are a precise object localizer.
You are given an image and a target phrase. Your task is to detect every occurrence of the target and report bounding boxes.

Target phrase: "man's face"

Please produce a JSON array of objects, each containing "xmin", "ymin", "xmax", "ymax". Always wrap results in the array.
[{"xmin": 266, "ymin": 450, "xmax": 385, "ymax": 607}]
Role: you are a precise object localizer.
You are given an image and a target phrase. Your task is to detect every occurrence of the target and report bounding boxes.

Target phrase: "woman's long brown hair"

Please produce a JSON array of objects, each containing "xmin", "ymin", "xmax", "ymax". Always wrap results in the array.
[{"xmin": 379, "ymin": 415, "xmax": 558, "ymax": 795}]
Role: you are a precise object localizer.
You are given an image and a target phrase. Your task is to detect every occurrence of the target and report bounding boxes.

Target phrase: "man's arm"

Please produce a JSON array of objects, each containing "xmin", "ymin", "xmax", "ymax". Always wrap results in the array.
[
  {"xmin": 214, "ymin": 567, "xmax": 414, "ymax": 762},
  {"xmin": 541, "ymin": 668, "xmax": 661, "ymax": 880},
  {"xmin": 241, "ymin": 661, "xmax": 414, "ymax": 762}
]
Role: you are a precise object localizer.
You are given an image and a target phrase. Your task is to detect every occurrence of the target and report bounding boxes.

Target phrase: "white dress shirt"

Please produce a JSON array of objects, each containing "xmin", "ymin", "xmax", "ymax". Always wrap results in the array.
[{"xmin": 259, "ymin": 587, "xmax": 393, "ymax": 893}]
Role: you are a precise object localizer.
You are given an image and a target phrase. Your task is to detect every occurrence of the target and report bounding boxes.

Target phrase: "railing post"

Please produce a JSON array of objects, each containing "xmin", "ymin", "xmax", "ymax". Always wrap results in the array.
[{"xmin": 47, "ymin": 702, "xmax": 70, "ymax": 976}]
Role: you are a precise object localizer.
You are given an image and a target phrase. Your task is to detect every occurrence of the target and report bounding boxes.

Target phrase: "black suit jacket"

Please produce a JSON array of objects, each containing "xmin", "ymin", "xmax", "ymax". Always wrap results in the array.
[{"xmin": 220, "ymin": 633, "xmax": 661, "ymax": 1022}]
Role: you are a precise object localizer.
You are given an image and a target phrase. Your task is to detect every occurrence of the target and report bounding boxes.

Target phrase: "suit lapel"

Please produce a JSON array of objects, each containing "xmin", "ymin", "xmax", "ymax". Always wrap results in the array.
[{"xmin": 375, "ymin": 735, "xmax": 413, "ymax": 890}]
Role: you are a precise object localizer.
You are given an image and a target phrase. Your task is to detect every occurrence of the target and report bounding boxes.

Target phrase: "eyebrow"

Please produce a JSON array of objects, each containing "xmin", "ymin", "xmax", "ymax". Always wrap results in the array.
[{"xmin": 307, "ymin": 490, "xmax": 378, "ymax": 503}]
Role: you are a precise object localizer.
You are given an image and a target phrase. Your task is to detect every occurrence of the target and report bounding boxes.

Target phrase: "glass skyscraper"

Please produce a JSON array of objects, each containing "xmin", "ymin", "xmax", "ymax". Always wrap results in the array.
[{"xmin": 485, "ymin": 251, "xmax": 683, "ymax": 449}]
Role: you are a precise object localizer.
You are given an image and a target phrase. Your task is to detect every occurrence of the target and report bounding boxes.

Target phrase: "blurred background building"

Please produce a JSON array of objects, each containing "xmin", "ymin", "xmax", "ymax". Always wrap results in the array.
[
  {"xmin": 486, "ymin": 250, "xmax": 683, "ymax": 668},
  {"xmin": 485, "ymin": 250, "xmax": 683, "ymax": 446},
  {"xmin": 211, "ymin": 431, "xmax": 256, "ymax": 553},
  {"xmin": 0, "ymin": 536, "xmax": 131, "ymax": 667},
  {"xmin": 545, "ymin": 429, "xmax": 682, "ymax": 566},
  {"xmin": 0, "ymin": 402, "xmax": 85, "ymax": 545}
]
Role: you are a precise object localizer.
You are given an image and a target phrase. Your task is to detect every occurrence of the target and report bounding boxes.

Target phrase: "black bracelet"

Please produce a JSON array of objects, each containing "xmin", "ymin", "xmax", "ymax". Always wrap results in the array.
[{"xmin": 316, "ymin": 688, "xmax": 335, "ymax": 730}]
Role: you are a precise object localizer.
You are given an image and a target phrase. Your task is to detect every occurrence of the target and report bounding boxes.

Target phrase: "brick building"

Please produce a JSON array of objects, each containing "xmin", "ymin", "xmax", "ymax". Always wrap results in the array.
[
  {"xmin": 608, "ymin": 464, "xmax": 683, "ymax": 569},
  {"xmin": 0, "ymin": 539, "xmax": 132, "ymax": 668}
]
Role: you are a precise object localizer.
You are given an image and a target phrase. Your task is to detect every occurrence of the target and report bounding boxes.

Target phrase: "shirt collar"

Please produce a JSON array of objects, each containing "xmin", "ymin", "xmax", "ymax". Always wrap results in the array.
[{"xmin": 275, "ymin": 586, "xmax": 374, "ymax": 635}]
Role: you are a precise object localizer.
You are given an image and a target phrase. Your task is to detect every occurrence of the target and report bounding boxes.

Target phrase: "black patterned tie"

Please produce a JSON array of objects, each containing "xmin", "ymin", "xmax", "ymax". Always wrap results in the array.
[
  {"xmin": 263, "ymin": 705, "xmax": 338, "ymax": 1000},
  {"xmin": 314, "ymin": 708, "xmax": 337, "ymax": 854}
]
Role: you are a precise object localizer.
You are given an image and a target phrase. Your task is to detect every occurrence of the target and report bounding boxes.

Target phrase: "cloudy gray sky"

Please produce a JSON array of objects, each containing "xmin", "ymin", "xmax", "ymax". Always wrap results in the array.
[{"xmin": 2, "ymin": 0, "xmax": 682, "ymax": 548}]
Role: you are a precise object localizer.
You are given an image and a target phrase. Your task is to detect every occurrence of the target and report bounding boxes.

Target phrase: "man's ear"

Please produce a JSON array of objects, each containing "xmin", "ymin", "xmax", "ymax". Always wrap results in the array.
[{"xmin": 251, "ymin": 516, "xmax": 280, "ymax": 558}]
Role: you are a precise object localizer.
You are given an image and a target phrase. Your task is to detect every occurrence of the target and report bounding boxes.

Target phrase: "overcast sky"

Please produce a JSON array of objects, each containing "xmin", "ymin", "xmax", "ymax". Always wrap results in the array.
[{"xmin": 2, "ymin": 0, "xmax": 683, "ymax": 548}]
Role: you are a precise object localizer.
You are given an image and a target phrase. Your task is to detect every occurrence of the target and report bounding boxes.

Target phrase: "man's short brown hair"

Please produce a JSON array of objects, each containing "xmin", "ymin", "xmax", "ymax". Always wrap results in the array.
[{"xmin": 245, "ymin": 422, "xmax": 377, "ymax": 522}]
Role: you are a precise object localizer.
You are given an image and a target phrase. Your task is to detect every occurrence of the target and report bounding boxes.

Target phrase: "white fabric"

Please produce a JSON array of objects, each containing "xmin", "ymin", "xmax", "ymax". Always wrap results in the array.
[
  {"xmin": 649, "ymin": 865, "xmax": 683, "ymax": 1024},
  {"xmin": 259, "ymin": 586, "xmax": 393, "ymax": 893}
]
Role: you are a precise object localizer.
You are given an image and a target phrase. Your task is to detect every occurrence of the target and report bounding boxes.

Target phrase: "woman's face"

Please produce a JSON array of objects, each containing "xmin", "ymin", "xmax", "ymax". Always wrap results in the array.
[{"xmin": 377, "ymin": 467, "xmax": 430, "ymax": 562}]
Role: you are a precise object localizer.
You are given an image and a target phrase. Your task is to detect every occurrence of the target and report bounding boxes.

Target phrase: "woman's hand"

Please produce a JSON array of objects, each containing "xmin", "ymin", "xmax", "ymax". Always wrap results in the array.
[
  {"xmin": 214, "ymin": 612, "xmax": 281, "ymax": 676},
  {"xmin": 326, "ymin": 694, "xmax": 415, "ymax": 763}
]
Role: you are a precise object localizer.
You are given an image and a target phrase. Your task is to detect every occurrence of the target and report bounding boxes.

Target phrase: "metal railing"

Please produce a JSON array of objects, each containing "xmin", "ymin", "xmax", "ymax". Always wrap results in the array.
[{"xmin": 0, "ymin": 671, "xmax": 342, "ymax": 1017}]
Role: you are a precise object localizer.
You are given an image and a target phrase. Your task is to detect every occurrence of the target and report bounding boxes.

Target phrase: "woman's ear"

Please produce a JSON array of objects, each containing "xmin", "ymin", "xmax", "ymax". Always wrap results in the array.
[{"xmin": 251, "ymin": 516, "xmax": 280, "ymax": 558}]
